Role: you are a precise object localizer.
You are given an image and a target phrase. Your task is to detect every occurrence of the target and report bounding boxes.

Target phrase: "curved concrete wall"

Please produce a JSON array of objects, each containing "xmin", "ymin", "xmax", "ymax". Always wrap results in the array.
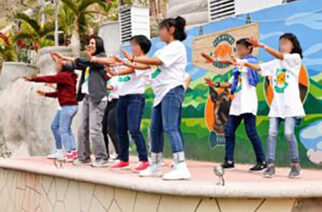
[
  {"xmin": 167, "ymin": 0, "xmax": 208, "ymax": 26},
  {"xmin": 0, "ymin": 47, "xmax": 79, "ymax": 157},
  {"xmin": 0, "ymin": 166, "xmax": 320, "ymax": 212}
]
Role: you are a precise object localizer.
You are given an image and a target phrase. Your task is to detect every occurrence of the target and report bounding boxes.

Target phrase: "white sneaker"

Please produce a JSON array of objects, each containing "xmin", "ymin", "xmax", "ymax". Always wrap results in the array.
[
  {"xmin": 47, "ymin": 149, "xmax": 63, "ymax": 159},
  {"xmin": 139, "ymin": 163, "xmax": 163, "ymax": 177},
  {"xmin": 163, "ymin": 162, "xmax": 191, "ymax": 180}
]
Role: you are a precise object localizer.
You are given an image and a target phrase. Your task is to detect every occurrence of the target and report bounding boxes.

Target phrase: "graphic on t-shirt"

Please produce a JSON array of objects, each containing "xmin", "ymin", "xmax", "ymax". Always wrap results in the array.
[
  {"xmin": 151, "ymin": 67, "xmax": 162, "ymax": 79},
  {"xmin": 264, "ymin": 64, "xmax": 309, "ymax": 106},
  {"xmin": 118, "ymin": 75, "xmax": 131, "ymax": 82},
  {"xmin": 84, "ymin": 67, "xmax": 90, "ymax": 83},
  {"xmin": 273, "ymin": 68, "xmax": 289, "ymax": 93},
  {"xmin": 235, "ymin": 76, "xmax": 242, "ymax": 93}
]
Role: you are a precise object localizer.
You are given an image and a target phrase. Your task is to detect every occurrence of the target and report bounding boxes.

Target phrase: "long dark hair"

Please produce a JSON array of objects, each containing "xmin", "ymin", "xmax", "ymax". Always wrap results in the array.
[
  {"xmin": 279, "ymin": 33, "xmax": 303, "ymax": 58},
  {"xmin": 159, "ymin": 16, "xmax": 187, "ymax": 41},
  {"xmin": 89, "ymin": 35, "xmax": 105, "ymax": 55}
]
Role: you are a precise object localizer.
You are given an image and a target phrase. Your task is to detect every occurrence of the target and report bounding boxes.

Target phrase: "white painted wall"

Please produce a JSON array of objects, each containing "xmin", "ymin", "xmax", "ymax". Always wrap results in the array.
[{"xmin": 235, "ymin": 0, "xmax": 283, "ymax": 15}]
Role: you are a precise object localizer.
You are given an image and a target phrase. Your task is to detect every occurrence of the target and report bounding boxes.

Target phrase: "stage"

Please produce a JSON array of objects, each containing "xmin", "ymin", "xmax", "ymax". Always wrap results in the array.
[{"xmin": 0, "ymin": 157, "xmax": 321, "ymax": 212}]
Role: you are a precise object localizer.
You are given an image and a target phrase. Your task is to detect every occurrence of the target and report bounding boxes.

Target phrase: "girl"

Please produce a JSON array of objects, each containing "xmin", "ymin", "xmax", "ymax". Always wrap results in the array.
[
  {"xmin": 102, "ymin": 75, "xmax": 120, "ymax": 161},
  {"xmin": 90, "ymin": 35, "xmax": 151, "ymax": 172},
  {"xmin": 121, "ymin": 16, "xmax": 191, "ymax": 180},
  {"xmin": 52, "ymin": 35, "xmax": 111, "ymax": 167},
  {"xmin": 225, "ymin": 34, "xmax": 305, "ymax": 178},
  {"xmin": 201, "ymin": 38, "xmax": 266, "ymax": 172},
  {"xmin": 24, "ymin": 52, "xmax": 78, "ymax": 161}
]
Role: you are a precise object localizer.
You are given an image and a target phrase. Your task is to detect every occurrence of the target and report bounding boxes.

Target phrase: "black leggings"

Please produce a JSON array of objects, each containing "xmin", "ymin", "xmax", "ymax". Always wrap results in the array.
[{"xmin": 102, "ymin": 99, "xmax": 120, "ymax": 158}]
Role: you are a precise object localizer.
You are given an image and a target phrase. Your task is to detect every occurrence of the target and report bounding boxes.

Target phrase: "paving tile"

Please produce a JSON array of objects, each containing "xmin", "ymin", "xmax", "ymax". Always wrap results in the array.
[
  {"xmin": 94, "ymin": 185, "xmax": 114, "ymax": 209},
  {"xmin": 64, "ymin": 180, "xmax": 80, "ymax": 212},
  {"xmin": 89, "ymin": 196, "xmax": 107, "ymax": 212},
  {"xmin": 108, "ymin": 201, "xmax": 122, "ymax": 212},
  {"xmin": 196, "ymin": 198, "xmax": 220, "ymax": 212},
  {"xmin": 55, "ymin": 178, "xmax": 69, "ymax": 201},
  {"xmin": 158, "ymin": 194, "xmax": 201, "ymax": 212},
  {"xmin": 114, "ymin": 188, "xmax": 136, "ymax": 212},
  {"xmin": 133, "ymin": 192, "xmax": 160, "ymax": 212},
  {"xmin": 257, "ymin": 198, "xmax": 295, "ymax": 212},
  {"xmin": 79, "ymin": 181, "xmax": 95, "ymax": 211},
  {"xmin": 217, "ymin": 198, "xmax": 263, "ymax": 212}
]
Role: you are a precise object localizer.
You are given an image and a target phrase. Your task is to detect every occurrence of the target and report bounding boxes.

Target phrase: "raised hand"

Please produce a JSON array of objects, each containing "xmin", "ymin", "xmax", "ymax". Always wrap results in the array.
[
  {"xmin": 36, "ymin": 90, "xmax": 46, "ymax": 97},
  {"xmin": 247, "ymin": 36, "xmax": 265, "ymax": 48},
  {"xmin": 23, "ymin": 76, "xmax": 33, "ymax": 81},
  {"xmin": 204, "ymin": 77, "xmax": 219, "ymax": 87},
  {"xmin": 105, "ymin": 67, "xmax": 117, "ymax": 76},
  {"xmin": 201, "ymin": 53, "xmax": 216, "ymax": 63},
  {"xmin": 122, "ymin": 50, "xmax": 133, "ymax": 61},
  {"xmin": 106, "ymin": 84, "xmax": 114, "ymax": 91}
]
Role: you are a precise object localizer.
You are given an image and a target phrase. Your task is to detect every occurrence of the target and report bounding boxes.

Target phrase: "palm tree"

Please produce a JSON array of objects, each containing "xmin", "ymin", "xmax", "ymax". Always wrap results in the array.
[
  {"xmin": 61, "ymin": 0, "xmax": 117, "ymax": 56},
  {"xmin": 15, "ymin": 12, "xmax": 55, "ymax": 47}
]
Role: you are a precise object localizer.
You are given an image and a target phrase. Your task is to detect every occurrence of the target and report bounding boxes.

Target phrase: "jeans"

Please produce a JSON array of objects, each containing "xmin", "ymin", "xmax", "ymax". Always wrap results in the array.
[
  {"xmin": 225, "ymin": 113, "xmax": 265, "ymax": 162},
  {"xmin": 51, "ymin": 106, "xmax": 78, "ymax": 152},
  {"xmin": 150, "ymin": 86, "xmax": 185, "ymax": 154},
  {"xmin": 77, "ymin": 96, "xmax": 108, "ymax": 161},
  {"xmin": 117, "ymin": 94, "xmax": 148, "ymax": 162},
  {"xmin": 267, "ymin": 117, "xmax": 300, "ymax": 164},
  {"xmin": 102, "ymin": 99, "xmax": 120, "ymax": 158}
]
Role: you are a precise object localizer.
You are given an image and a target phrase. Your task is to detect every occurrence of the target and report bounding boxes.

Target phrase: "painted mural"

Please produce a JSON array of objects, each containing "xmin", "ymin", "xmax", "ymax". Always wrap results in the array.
[{"xmin": 126, "ymin": 0, "xmax": 322, "ymax": 168}]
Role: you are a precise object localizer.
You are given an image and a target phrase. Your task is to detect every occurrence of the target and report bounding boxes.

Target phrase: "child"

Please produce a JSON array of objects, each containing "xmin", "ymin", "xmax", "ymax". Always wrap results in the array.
[
  {"xmin": 90, "ymin": 35, "xmax": 151, "ymax": 172},
  {"xmin": 202, "ymin": 38, "xmax": 266, "ymax": 171},
  {"xmin": 102, "ymin": 75, "xmax": 120, "ymax": 161},
  {"xmin": 121, "ymin": 16, "xmax": 191, "ymax": 180},
  {"xmin": 24, "ymin": 52, "xmax": 78, "ymax": 161},
  {"xmin": 227, "ymin": 34, "xmax": 305, "ymax": 178},
  {"xmin": 52, "ymin": 35, "xmax": 112, "ymax": 167}
]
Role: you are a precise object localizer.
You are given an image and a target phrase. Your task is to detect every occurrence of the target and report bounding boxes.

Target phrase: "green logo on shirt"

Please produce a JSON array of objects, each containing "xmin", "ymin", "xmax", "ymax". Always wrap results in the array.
[
  {"xmin": 151, "ymin": 67, "xmax": 162, "ymax": 79},
  {"xmin": 118, "ymin": 75, "xmax": 131, "ymax": 82},
  {"xmin": 273, "ymin": 68, "xmax": 289, "ymax": 93},
  {"xmin": 235, "ymin": 76, "xmax": 242, "ymax": 93}
]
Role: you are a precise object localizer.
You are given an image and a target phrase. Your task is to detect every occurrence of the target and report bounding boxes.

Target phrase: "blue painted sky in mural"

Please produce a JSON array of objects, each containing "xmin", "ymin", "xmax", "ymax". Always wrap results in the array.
[{"xmin": 122, "ymin": 0, "xmax": 322, "ymax": 81}]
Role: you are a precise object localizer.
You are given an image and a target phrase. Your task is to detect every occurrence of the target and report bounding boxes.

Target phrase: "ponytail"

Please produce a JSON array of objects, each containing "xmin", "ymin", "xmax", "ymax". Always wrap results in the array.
[{"xmin": 159, "ymin": 16, "xmax": 187, "ymax": 41}]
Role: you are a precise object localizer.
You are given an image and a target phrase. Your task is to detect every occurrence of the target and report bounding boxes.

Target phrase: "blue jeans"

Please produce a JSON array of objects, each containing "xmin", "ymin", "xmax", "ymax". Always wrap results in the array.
[
  {"xmin": 51, "ymin": 106, "xmax": 78, "ymax": 153},
  {"xmin": 117, "ymin": 94, "xmax": 148, "ymax": 162},
  {"xmin": 150, "ymin": 86, "xmax": 185, "ymax": 154},
  {"xmin": 267, "ymin": 117, "xmax": 300, "ymax": 164},
  {"xmin": 225, "ymin": 113, "xmax": 265, "ymax": 162},
  {"xmin": 51, "ymin": 110, "xmax": 62, "ymax": 150}
]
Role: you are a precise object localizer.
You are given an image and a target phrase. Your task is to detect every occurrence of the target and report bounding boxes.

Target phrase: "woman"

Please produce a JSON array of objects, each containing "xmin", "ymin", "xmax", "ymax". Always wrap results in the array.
[{"xmin": 53, "ymin": 35, "xmax": 111, "ymax": 167}]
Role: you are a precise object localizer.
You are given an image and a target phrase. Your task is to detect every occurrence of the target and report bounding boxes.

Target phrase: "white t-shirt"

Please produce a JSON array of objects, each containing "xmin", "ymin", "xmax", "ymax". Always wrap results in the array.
[
  {"xmin": 107, "ymin": 76, "xmax": 119, "ymax": 101},
  {"xmin": 113, "ymin": 67, "xmax": 150, "ymax": 97},
  {"xmin": 229, "ymin": 59, "xmax": 258, "ymax": 116},
  {"xmin": 259, "ymin": 53, "xmax": 305, "ymax": 118},
  {"xmin": 151, "ymin": 40, "xmax": 187, "ymax": 107}
]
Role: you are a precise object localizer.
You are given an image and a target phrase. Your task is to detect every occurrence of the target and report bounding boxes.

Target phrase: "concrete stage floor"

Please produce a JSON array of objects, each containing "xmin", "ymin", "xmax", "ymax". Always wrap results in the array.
[{"xmin": 0, "ymin": 157, "xmax": 322, "ymax": 199}]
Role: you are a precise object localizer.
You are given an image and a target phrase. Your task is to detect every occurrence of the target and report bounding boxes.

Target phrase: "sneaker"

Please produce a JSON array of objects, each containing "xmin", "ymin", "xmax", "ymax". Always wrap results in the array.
[
  {"xmin": 72, "ymin": 150, "xmax": 78, "ymax": 160},
  {"xmin": 65, "ymin": 152, "xmax": 74, "ymax": 162},
  {"xmin": 110, "ymin": 161, "xmax": 130, "ymax": 170},
  {"xmin": 139, "ymin": 163, "xmax": 163, "ymax": 177},
  {"xmin": 289, "ymin": 164, "xmax": 301, "ymax": 179},
  {"xmin": 72, "ymin": 158, "xmax": 92, "ymax": 166},
  {"xmin": 221, "ymin": 160, "xmax": 235, "ymax": 170},
  {"xmin": 91, "ymin": 159, "xmax": 110, "ymax": 168},
  {"xmin": 133, "ymin": 161, "xmax": 150, "ymax": 173},
  {"xmin": 263, "ymin": 165, "xmax": 275, "ymax": 178},
  {"xmin": 163, "ymin": 162, "xmax": 191, "ymax": 180},
  {"xmin": 250, "ymin": 161, "xmax": 267, "ymax": 172},
  {"xmin": 47, "ymin": 149, "xmax": 63, "ymax": 159}
]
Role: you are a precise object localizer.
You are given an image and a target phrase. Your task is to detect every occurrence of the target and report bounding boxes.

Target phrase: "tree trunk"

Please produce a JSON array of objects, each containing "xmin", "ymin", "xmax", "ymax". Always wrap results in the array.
[{"xmin": 70, "ymin": 18, "xmax": 80, "ymax": 57}]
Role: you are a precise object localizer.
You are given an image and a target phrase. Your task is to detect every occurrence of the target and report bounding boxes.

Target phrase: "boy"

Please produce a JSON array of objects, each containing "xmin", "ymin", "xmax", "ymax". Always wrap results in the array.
[{"xmin": 202, "ymin": 38, "xmax": 267, "ymax": 171}]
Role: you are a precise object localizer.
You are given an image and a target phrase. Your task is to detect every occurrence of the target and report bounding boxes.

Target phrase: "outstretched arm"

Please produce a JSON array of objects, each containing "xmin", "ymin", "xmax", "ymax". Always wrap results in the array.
[
  {"xmin": 51, "ymin": 51, "xmax": 75, "ymax": 62},
  {"xmin": 247, "ymin": 37, "xmax": 284, "ymax": 60},
  {"xmin": 113, "ymin": 56, "xmax": 150, "ymax": 70},
  {"xmin": 204, "ymin": 77, "xmax": 231, "ymax": 88},
  {"xmin": 123, "ymin": 50, "xmax": 162, "ymax": 66}
]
